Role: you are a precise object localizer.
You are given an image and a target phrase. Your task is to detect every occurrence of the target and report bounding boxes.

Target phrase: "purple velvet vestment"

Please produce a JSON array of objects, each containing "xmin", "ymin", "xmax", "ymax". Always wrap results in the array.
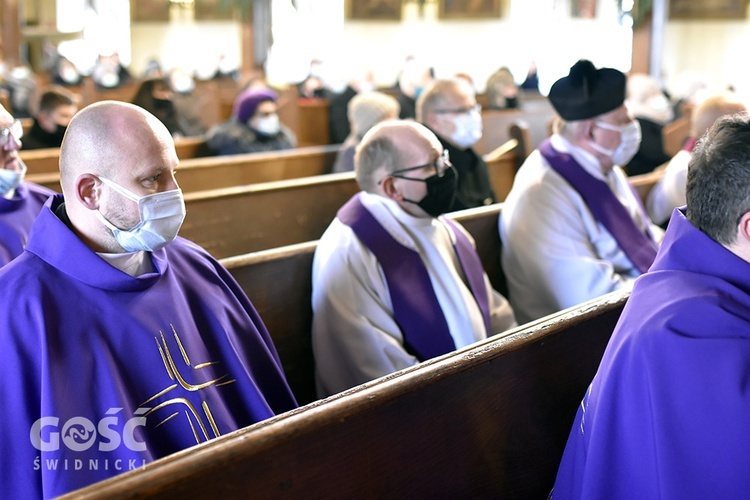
[
  {"xmin": 0, "ymin": 195, "xmax": 297, "ymax": 498},
  {"xmin": 553, "ymin": 208, "xmax": 750, "ymax": 499},
  {"xmin": 0, "ymin": 181, "xmax": 55, "ymax": 266}
]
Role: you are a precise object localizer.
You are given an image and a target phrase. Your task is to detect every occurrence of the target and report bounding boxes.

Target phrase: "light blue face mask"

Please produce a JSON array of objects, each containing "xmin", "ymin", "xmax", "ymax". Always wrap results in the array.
[
  {"xmin": 0, "ymin": 158, "xmax": 27, "ymax": 196},
  {"xmin": 94, "ymin": 176, "xmax": 186, "ymax": 252}
]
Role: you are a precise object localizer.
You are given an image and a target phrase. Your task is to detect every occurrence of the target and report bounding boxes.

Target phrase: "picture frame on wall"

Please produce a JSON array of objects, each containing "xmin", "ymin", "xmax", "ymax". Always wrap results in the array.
[
  {"xmin": 195, "ymin": 0, "xmax": 236, "ymax": 21},
  {"xmin": 438, "ymin": 0, "xmax": 501, "ymax": 19},
  {"xmin": 669, "ymin": 0, "xmax": 748, "ymax": 20},
  {"xmin": 130, "ymin": 0, "xmax": 170, "ymax": 22},
  {"xmin": 346, "ymin": 0, "xmax": 403, "ymax": 21}
]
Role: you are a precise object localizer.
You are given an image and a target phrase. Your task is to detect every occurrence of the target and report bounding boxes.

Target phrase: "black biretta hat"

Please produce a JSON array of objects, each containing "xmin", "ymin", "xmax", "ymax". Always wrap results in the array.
[{"xmin": 548, "ymin": 59, "xmax": 627, "ymax": 121}]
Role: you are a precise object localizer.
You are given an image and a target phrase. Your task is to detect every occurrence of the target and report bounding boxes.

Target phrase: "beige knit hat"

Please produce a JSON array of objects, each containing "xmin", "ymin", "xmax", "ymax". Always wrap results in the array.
[{"xmin": 348, "ymin": 91, "xmax": 400, "ymax": 139}]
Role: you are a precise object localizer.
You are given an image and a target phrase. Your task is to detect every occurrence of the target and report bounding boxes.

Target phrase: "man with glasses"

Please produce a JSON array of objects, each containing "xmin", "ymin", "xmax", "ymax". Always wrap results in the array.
[
  {"xmin": 311, "ymin": 120, "xmax": 516, "ymax": 397},
  {"xmin": 0, "ymin": 103, "xmax": 56, "ymax": 266},
  {"xmin": 416, "ymin": 77, "xmax": 497, "ymax": 211},
  {"xmin": 500, "ymin": 60, "xmax": 663, "ymax": 324}
]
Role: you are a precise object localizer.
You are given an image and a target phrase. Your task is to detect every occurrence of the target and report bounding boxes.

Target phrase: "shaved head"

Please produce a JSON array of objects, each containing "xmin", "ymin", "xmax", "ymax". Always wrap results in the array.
[{"xmin": 60, "ymin": 101, "xmax": 175, "ymax": 195}]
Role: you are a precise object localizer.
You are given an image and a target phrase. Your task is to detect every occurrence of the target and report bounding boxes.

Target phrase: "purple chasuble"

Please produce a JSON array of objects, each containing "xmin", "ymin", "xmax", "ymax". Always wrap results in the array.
[
  {"xmin": 553, "ymin": 207, "xmax": 750, "ymax": 499},
  {"xmin": 337, "ymin": 194, "xmax": 490, "ymax": 361},
  {"xmin": 0, "ymin": 195, "xmax": 297, "ymax": 499},
  {"xmin": 0, "ymin": 181, "xmax": 55, "ymax": 266},
  {"xmin": 539, "ymin": 139, "xmax": 658, "ymax": 273}
]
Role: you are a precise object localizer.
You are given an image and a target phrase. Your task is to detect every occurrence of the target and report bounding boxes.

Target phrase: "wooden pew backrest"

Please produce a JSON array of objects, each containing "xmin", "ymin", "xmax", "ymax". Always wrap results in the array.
[
  {"xmin": 630, "ymin": 167, "xmax": 666, "ymax": 204},
  {"xmin": 181, "ymin": 173, "xmax": 359, "ymax": 258},
  {"xmin": 62, "ymin": 290, "xmax": 628, "ymax": 499},
  {"xmin": 662, "ymin": 116, "xmax": 690, "ymax": 157}
]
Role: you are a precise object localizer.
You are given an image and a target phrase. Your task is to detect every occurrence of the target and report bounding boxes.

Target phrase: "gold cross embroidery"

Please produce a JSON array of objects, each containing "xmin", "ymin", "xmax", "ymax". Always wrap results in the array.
[{"xmin": 139, "ymin": 325, "xmax": 236, "ymax": 444}]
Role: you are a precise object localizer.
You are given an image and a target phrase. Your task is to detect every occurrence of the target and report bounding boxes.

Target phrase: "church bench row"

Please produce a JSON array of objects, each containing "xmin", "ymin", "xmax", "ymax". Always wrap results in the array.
[
  {"xmin": 62, "ymin": 288, "xmax": 629, "ymax": 499},
  {"xmin": 24, "ymin": 144, "xmax": 343, "ymax": 194},
  {"xmin": 178, "ymin": 148, "xmax": 519, "ymax": 259},
  {"xmin": 191, "ymin": 168, "xmax": 662, "ymax": 404}
]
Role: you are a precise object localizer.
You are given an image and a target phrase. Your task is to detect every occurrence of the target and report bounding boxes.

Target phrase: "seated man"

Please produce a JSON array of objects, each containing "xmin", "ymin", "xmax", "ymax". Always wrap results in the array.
[
  {"xmin": 0, "ymin": 101, "xmax": 297, "ymax": 497},
  {"xmin": 552, "ymin": 111, "xmax": 750, "ymax": 499},
  {"xmin": 206, "ymin": 87, "xmax": 297, "ymax": 155},
  {"xmin": 647, "ymin": 92, "xmax": 747, "ymax": 226},
  {"xmin": 312, "ymin": 120, "xmax": 516, "ymax": 397},
  {"xmin": 0, "ymin": 103, "xmax": 56, "ymax": 266},
  {"xmin": 417, "ymin": 78, "xmax": 497, "ymax": 211},
  {"xmin": 500, "ymin": 59, "xmax": 663, "ymax": 324},
  {"xmin": 21, "ymin": 85, "xmax": 79, "ymax": 150}
]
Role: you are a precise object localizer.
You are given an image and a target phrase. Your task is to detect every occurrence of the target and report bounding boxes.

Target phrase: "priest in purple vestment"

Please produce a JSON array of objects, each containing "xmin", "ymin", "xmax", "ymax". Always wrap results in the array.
[
  {"xmin": 553, "ymin": 111, "xmax": 750, "ymax": 499},
  {"xmin": 0, "ymin": 101, "xmax": 298, "ymax": 498},
  {"xmin": 0, "ymin": 103, "xmax": 56, "ymax": 266}
]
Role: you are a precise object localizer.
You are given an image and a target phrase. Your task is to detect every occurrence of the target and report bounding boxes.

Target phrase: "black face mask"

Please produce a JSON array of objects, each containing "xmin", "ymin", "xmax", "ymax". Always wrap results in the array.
[
  {"xmin": 153, "ymin": 98, "xmax": 174, "ymax": 112},
  {"xmin": 399, "ymin": 166, "xmax": 458, "ymax": 217},
  {"xmin": 52, "ymin": 124, "xmax": 67, "ymax": 142}
]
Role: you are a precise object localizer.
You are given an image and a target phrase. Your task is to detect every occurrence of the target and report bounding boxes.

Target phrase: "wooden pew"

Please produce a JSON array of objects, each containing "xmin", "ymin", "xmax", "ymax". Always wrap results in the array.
[
  {"xmin": 662, "ymin": 115, "xmax": 691, "ymax": 157},
  {"xmin": 25, "ymin": 144, "xmax": 341, "ymax": 194},
  {"xmin": 474, "ymin": 96, "xmax": 557, "ymax": 157},
  {"xmin": 179, "ymin": 173, "xmax": 358, "ymax": 259},
  {"xmin": 630, "ymin": 166, "xmax": 666, "ymax": 203},
  {"xmin": 179, "ymin": 147, "xmax": 519, "ymax": 259},
  {"xmin": 61, "ymin": 289, "xmax": 629, "ymax": 499},
  {"xmin": 220, "ymin": 203, "xmax": 508, "ymax": 407}
]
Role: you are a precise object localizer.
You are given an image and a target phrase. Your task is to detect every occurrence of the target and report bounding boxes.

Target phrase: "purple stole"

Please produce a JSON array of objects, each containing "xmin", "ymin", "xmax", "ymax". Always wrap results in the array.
[
  {"xmin": 539, "ymin": 139, "xmax": 658, "ymax": 273},
  {"xmin": 337, "ymin": 195, "xmax": 491, "ymax": 361}
]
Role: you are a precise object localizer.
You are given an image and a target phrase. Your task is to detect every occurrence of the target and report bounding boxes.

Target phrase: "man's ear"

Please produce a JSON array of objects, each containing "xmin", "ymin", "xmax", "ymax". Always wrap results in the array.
[
  {"xmin": 76, "ymin": 173, "xmax": 101, "ymax": 210},
  {"xmin": 738, "ymin": 212, "xmax": 750, "ymax": 243},
  {"xmin": 580, "ymin": 118, "xmax": 595, "ymax": 140},
  {"xmin": 380, "ymin": 175, "xmax": 403, "ymax": 202}
]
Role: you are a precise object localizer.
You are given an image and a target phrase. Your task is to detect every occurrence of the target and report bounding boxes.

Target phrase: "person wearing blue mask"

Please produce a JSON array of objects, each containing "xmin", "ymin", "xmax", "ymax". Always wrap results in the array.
[
  {"xmin": 0, "ymin": 103, "xmax": 56, "ymax": 266},
  {"xmin": 206, "ymin": 86, "xmax": 297, "ymax": 155},
  {"xmin": 500, "ymin": 59, "xmax": 664, "ymax": 324},
  {"xmin": 0, "ymin": 101, "xmax": 298, "ymax": 498},
  {"xmin": 417, "ymin": 78, "xmax": 497, "ymax": 212},
  {"xmin": 311, "ymin": 120, "xmax": 516, "ymax": 397}
]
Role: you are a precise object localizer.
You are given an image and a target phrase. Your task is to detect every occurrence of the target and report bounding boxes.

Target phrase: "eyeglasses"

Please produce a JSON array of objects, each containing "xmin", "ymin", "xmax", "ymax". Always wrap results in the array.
[
  {"xmin": 432, "ymin": 104, "xmax": 481, "ymax": 115},
  {"xmin": 0, "ymin": 120, "xmax": 23, "ymax": 148},
  {"xmin": 378, "ymin": 150, "xmax": 452, "ymax": 185}
]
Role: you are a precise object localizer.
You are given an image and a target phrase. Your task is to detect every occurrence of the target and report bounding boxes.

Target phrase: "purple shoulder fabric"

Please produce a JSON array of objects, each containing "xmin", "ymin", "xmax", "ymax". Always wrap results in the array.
[
  {"xmin": 0, "ymin": 181, "xmax": 55, "ymax": 266},
  {"xmin": 0, "ymin": 194, "xmax": 297, "ymax": 498},
  {"xmin": 553, "ymin": 208, "xmax": 750, "ymax": 499},
  {"xmin": 539, "ymin": 139, "xmax": 658, "ymax": 273}
]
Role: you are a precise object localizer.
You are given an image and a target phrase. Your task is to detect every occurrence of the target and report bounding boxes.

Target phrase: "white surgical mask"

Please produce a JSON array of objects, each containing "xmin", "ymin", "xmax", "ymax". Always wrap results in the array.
[
  {"xmin": 589, "ymin": 120, "xmax": 642, "ymax": 166},
  {"xmin": 450, "ymin": 109, "xmax": 483, "ymax": 149},
  {"xmin": 0, "ymin": 159, "xmax": 27, "ymax": 197},
  {"xmin": 95, "ymin": 176, "xmax": 186, "ymax": 252},
  {"xmin": 253, "ymin": 115, "xmax": 281, "ymax": 136}
]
